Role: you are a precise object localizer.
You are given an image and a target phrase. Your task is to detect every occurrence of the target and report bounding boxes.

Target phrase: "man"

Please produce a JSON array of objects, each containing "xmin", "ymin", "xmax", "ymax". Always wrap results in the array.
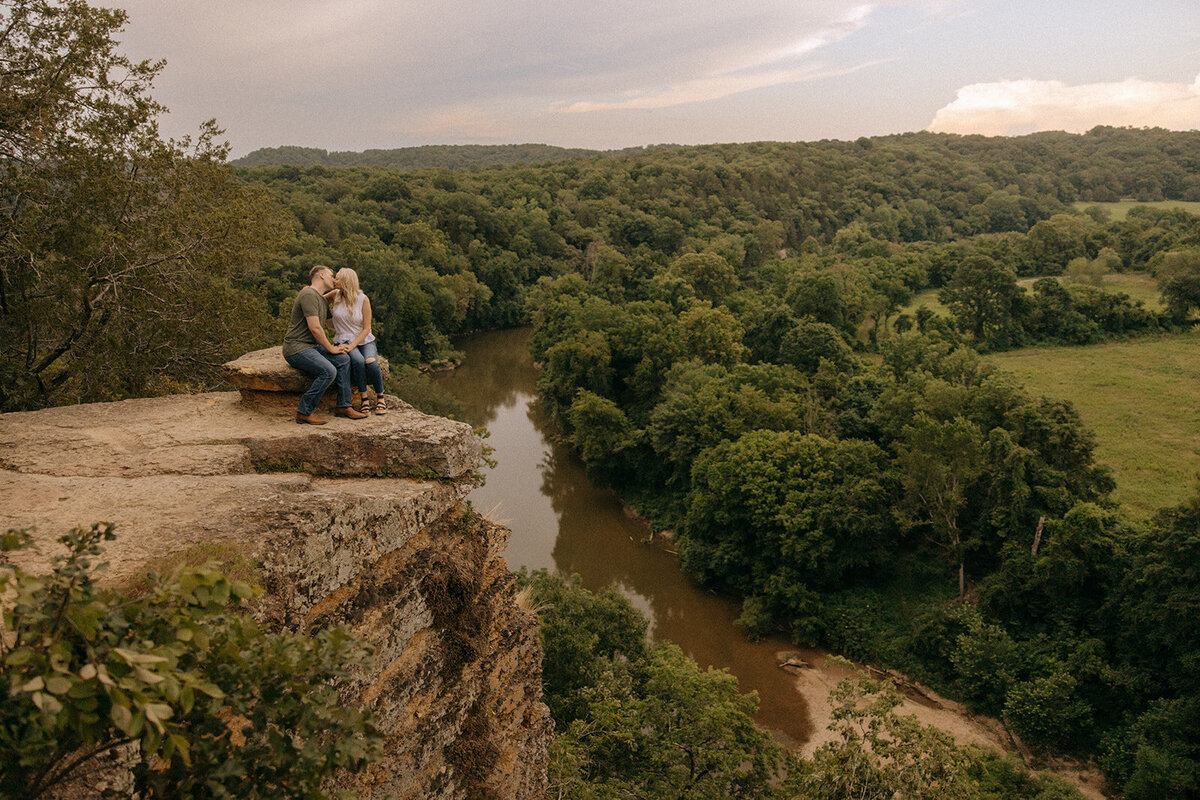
[{"xmin": 282, "ymin": 265, "xmax": 368, "ymax": 424}]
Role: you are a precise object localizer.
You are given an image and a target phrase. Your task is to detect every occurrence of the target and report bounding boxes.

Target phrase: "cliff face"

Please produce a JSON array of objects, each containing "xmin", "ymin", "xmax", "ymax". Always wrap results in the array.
[{"xmin": 0, "ymin": 390, "xmax": 552, "ymax": 799}]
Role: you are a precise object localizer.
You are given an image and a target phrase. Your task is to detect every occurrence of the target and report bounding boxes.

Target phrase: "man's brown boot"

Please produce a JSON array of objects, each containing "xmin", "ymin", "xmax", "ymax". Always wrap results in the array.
[
  {"xmin": 296, "ymin": 411, "xmax": 329, "ymax": 425},
  {"xmin": 334, "ymin": 406, "xmax": 368, "ymax": 420}
]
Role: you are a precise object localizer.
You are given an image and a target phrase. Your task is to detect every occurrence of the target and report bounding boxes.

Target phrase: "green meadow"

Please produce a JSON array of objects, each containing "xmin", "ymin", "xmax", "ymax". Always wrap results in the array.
[
  {"xmin": 1073, "ymin": 199, "xmax": 1200, "ymax": 221},
  {"xmin": 1012, "ymin": 272, "xmax": 1164, "ymax": 309},
  {"xmin": 989, "ymin": 329, "xmax": 1200, "ymax": 518},
  {"xmin": 905, "ymin": 271, "xmax": 1164, "ymax": 318}
]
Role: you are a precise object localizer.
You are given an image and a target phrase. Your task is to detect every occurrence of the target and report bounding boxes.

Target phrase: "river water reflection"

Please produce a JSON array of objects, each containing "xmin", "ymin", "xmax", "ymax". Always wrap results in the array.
[{"xmin": 435, "ymin": 327, "xmax": 819, "ymax": 745}]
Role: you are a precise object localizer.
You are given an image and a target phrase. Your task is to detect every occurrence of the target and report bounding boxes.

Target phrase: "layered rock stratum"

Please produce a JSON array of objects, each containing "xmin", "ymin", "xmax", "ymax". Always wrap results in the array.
[{"xmin": 0, "ymin": 380, "xmax": 552, "ymax": 799}]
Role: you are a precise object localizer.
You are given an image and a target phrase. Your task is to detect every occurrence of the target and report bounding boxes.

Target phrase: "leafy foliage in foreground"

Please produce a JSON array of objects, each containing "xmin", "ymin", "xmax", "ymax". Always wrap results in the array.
[{"xmin": 0, "ymin": 525, "xmax": 381, "ymax": 799}]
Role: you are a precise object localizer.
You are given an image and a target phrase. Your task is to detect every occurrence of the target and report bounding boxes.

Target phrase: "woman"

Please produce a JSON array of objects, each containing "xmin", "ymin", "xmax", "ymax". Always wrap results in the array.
[{"xmin": 328, "ymin": 267, "xmax": 386, "ymax": 414}]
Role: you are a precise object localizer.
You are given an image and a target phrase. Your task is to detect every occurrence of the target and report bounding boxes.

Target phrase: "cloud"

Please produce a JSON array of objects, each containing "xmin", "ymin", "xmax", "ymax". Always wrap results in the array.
[
  {"xmin": 558, "ymin": 4, "xmax": 879, "ymax": 112},
  {"xmin": 928, "ymin": 75, "xmax": 1200, "ymax": 136},
  {"xmin": 559, "ymin": 60, "xmax": 887, "ymax": 113}
]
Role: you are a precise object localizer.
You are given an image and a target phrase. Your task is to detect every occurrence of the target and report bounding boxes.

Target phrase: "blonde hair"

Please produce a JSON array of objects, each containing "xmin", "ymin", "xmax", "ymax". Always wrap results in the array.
[{"xmin": 334, "ymin": 268, "xmax": 361, "ymax": 308}]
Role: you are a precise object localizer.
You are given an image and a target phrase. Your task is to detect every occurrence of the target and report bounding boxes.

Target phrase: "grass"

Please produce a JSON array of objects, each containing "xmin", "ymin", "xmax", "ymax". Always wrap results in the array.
[
  {"xmin": 1093, "ymin": 272, "xmax": 1163, "ymax": 309},
  {"xmin": 1013, "ymin": 272, "xmax": 1164, "ymax": 310},
  {"xmin": 1072, "ymin": 199, "xmax": 1200, "ymax": 222},
  {"xmin": 988, "ymin": 328, "xmax": 1200, "ymax": 518},
  {"xmin": 907, "ymin": 273, "xmax": 1163, "ymax": 318},
  {"xmin": 904, "ymin": 288, "xmax": 950, "ymax": 317}
]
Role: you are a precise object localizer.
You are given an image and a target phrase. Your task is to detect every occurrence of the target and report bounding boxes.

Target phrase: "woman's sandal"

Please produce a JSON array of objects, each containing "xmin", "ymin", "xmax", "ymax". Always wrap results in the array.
[{"xmin": 374, "ymin": 395, "xmax": 387, "ymax": 415}]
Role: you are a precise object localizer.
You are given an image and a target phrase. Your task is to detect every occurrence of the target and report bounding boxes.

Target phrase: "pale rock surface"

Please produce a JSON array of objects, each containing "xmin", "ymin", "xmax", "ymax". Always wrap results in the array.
[
  {"xmin": 0, "ymin": 387, "xmax": 550, "ymax": 800},
  {"xmin": 222, "ymin": 345, "xmax": 390, "ymax": 412}
]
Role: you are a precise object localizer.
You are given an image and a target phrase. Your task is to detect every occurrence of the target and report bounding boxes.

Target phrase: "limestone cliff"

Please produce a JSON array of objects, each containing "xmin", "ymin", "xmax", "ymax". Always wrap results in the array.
[{"xmin": 0, "ymin": 388, "xmax": 552, "ymax": 799}]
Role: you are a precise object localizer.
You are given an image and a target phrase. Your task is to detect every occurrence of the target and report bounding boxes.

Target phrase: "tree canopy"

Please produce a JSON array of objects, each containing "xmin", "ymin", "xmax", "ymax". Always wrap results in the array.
[{"xmin": 0, "ymin": 0, "xmax": 287, "ymax": 411}]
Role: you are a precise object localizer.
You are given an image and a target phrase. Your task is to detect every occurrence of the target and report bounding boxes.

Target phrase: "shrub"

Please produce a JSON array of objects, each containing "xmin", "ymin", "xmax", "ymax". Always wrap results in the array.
[{"xmin": 0, "ymin": 524, "xmax": 381, "ymax": 799}]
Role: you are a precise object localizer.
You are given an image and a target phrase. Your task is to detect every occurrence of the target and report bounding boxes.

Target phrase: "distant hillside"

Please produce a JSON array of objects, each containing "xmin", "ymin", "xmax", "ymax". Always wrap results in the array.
[{"xmin": 231, "ymin": 143, "xmax": 675, "ymax": 169}]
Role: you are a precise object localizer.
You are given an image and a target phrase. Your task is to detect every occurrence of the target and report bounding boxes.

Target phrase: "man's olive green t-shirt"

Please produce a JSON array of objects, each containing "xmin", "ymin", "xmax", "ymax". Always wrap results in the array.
[{"xmin": 283, "ymin": 287, "xmax": 330, "ymax": 357}]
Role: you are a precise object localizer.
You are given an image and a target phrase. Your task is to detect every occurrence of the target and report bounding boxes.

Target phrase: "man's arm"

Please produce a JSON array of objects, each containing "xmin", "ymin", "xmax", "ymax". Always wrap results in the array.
[{"xmin": 306, "ymin": 316, "xmax": 347, "ymax": 353}]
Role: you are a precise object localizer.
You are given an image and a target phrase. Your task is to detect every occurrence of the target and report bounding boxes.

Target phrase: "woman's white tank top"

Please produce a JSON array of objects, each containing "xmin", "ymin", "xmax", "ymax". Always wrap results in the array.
[{"xmin": 331, "ymin": 292, "xmax": 376, "ymax": 345}]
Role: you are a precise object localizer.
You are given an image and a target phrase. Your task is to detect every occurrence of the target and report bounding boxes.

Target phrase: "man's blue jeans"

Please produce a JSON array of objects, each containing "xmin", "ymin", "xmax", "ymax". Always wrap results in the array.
[{"xmin": 285, "ymin": 347, "xmax": 351, "ymax": 415}]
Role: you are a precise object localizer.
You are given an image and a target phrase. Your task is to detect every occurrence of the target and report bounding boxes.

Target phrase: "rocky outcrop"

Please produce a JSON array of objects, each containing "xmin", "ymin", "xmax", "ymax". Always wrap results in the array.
[
  {"xmin": 222, "ymin": 345, "xmax": 390, "ymax": 412},
  {"xmin": 0, "ymin": 389, "xmax": 551, "ymax": 799}
]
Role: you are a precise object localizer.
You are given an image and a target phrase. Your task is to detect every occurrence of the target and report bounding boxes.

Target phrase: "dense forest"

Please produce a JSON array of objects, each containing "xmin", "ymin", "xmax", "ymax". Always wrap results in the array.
[{"xmin": 5, "ymin": 1, "xmax": 1200, "ymax": 797}]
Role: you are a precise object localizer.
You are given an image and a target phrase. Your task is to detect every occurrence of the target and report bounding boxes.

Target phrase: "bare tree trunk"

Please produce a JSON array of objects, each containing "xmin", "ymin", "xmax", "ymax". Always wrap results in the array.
[{"xmin": 1031, "ymin": 515, "xmax": 1045, "ymax": 555}]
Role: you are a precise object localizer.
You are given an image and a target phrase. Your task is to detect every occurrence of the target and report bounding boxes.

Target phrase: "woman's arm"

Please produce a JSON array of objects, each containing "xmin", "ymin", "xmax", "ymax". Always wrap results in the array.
[{"xmin": 350, "ymin": 296, "xmax": 372, "ymax": 348}]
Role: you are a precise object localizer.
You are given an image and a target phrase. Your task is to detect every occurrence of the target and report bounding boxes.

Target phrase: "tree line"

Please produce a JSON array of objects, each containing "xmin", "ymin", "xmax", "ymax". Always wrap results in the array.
[{"xmin": 231, "ymin": 143, "xmax": 672, "ymax": 170}]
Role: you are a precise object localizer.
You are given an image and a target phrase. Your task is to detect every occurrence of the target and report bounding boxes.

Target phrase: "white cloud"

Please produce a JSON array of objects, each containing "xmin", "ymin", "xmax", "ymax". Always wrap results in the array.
[
  {"xmin": 558, "ymin": 4, "xmax": 880, "ymax": 113},
  {"xmin": 559, "ymin": 60, "xmax": 887, "ymax": 113},
  {"xmin": 928, "ymin": 75, "xmax": 1200, "ymax": 136}
]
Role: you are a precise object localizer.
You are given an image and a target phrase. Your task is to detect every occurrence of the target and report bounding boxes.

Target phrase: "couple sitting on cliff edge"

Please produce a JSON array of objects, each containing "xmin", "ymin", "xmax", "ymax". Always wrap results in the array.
[{"xmin": 283, "ymin": 264, "xmax": 388, "ymax": 425}]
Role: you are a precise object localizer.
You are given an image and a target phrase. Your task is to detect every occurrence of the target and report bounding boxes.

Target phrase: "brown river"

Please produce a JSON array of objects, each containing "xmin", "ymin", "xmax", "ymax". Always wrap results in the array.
[{"xmin": 433, "ymin": 327, "xmax": 1104, "ymax": 795}]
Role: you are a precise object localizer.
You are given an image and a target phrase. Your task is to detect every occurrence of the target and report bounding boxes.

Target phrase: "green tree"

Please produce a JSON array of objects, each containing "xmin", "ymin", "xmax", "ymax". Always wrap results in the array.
[
  {"xmin": 681, "ymin": 431, "xmax": 894, "ymax": 620},
  {"xmin": 0, "ymin": 0, "xmax": 288, "ymax": 410},
  {"xmin": 538, "ymin": 330, "xmax": 614, "ymax": 416},
  {"xmin": 567, "ymin": 390, "xmax": 636, "ymax": 476},
  {"xmin": 1003, "ymin": 663, "xmax": 1094, "ymax": 750},
  {"xmin": 778, "ymin": 319, "xmax": 852, "ymax": 374},
  {"xmin": 938, "ymin": 256, "xmax": 1021, "ymax": 349},
  {"xmin": 894, "ymin": 414, "xmax": 985, "ymax": 598},
  {"xmin": 516, "ymin": 570, "xmax": 648, "ymax": 726},
  {"xmin": 1154, "ymin": 249, "xmax": 1200, "ymax": 322},
  {"xmin": 787, "ymin": 268, "xmax": 868, "ymax": 338},
  {"xmin": 790, "ymin": 669, "xmax": 1084, "ymax": 800},
  {"xmin": 792, "ymin": 672, "xmax": 980, "ymax": 800},
  {"xmin": 554, "ymin": 644, "xmax": 783, "ymax": 800},
  {"xmin": 1025, "ymin": 214, "xmax": 1093, "ymax": 273},
  {"xmin": 647, "ymin": 361, "xmax": 814, "ymax": 486},
  {"xmin": 0, "ymin": 525, "xmax": 381, "ymax": 799},
  {"xmin": 1112, "ymin": 490, "xmax": 1200, "ymax": 701},
  {"xmin": 677, "ymin": 302, "xmax": 746, "ymax": 366},
  {"xmin": 527, "ymin": 572, "xmax": 784, "ymax": 799}
]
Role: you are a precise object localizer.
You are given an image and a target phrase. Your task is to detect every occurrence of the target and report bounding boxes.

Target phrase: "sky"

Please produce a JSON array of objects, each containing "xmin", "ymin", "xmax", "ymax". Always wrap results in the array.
[{"xmin": 112, "ymin": 1, "xmax": 1200, "ymax": 159}]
